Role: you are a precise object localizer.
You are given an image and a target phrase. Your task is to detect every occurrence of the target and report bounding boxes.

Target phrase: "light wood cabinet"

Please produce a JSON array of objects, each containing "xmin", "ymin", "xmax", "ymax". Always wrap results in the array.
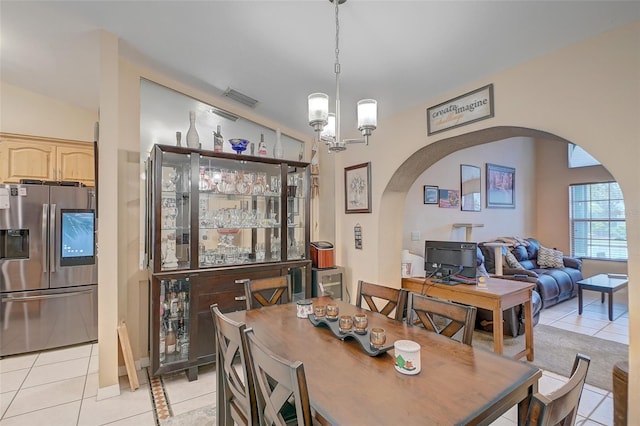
[{"xmin": 0, "ymin": 133, "xmax": 95, "ymax": 186}]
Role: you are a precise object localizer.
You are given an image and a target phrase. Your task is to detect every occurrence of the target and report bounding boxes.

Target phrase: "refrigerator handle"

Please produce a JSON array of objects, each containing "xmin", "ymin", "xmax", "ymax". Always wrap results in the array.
[
  {"xmin": 50, "ymin": 203, "xmax": 56, "ymax": 273},
  {"xmin": 42, "ymin": 204, "xmax": 49, "ymax": 273},
  {"xmin": 2, "ymin": 289, "xmax": 94, "ymax": 302}
]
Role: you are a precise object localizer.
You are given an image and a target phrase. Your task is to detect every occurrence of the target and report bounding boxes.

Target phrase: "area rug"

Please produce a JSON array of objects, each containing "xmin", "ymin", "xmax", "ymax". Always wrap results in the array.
[
  {"xmin": 472, "ymin": 324, "xmax": 628, "ymax": 391},
  {"xmin": 160, "ymin": 405, "xmax": 216, "ymax": 426}
]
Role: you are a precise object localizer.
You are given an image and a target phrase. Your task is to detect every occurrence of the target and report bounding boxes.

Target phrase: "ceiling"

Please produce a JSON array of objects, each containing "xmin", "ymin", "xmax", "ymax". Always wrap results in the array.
[{"xmin": 2, "ymin": 1, "xmax": 639, "ymax": 139}]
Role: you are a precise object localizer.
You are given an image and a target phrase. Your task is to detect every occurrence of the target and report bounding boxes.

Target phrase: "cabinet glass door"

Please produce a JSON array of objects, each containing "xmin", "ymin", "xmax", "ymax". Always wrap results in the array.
[
  {"xmin": 159, "ymin": 277, "xmax": 191, "ymax": 366},
  {"xmin": 159, "ymin": 152, "xmax": 191, "ymax": 271},
  {"xmin": 197, "ymin": 156, "xmax": 282, "ymax": 267},
  {"xmin": 286, "ymin": 165, "xmax": 307, "ymax": 261}
]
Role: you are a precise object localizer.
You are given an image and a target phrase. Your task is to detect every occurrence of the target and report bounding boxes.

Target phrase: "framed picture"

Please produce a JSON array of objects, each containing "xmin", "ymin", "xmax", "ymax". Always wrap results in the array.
[
  {"xmin": 423, "ymin": 185, "xmax": 439, "ymax": 204},
  {"xmin": 486, "ymin": 163, "xmax": 515, "ymax": 208},
  {"xmin": 460, "ymin": 164, "xmax": 481, "ymax": 212},
  {"xmin": 427, "ymin": 84, "xmax": 494, "ymax": 135},
  {"xmin": 438, "ymin": 189, "xmax": 460, "ymax": 209},
  {"xmin": 345, "ymin": 162, "xmax": 372, "ymax": 213}
]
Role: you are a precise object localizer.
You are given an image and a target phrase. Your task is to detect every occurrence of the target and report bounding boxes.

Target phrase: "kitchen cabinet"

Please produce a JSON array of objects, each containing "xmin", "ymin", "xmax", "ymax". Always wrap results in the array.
[
  {"xmin": 147, "ymin": 144, "xmax": 311, "ymax": 379},
  {"xmin": 0, "ymin": 133, "xmax": 95, "ymax": 186}
]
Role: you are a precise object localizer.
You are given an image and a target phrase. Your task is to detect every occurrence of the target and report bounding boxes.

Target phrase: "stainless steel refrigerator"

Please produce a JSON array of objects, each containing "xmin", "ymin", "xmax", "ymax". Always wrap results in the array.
[{"xmin": 0, "ymin": 184, "xmax": 98, "ymax": 356}]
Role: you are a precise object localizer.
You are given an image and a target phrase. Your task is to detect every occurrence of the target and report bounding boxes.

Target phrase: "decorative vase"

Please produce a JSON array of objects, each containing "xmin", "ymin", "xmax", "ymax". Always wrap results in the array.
[
  {"xmin": 273, "ymin": 128, "xmax": 284, "ymax": 159},
  {"xmin": 186, "ymin": 111, "xmax": 200, "ymax": 149}
]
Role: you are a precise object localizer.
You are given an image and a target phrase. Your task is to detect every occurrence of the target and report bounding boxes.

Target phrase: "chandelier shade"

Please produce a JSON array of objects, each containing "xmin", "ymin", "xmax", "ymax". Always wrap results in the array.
[{"xmin": 307, "ymin": 0, "xmax": 377, "ymax": 152}]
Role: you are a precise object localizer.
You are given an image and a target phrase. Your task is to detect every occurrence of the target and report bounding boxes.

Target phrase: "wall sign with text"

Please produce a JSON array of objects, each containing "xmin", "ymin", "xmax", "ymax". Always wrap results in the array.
[{"xmin": 427, "ymin": 84, "xmax": 494, "ymax": 135}]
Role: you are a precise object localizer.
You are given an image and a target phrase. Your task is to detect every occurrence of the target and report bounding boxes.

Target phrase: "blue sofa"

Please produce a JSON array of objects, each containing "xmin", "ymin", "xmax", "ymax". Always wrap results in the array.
[{"xmin": 479, "ymin": 237, "xmax": 583, "ymax": 309}]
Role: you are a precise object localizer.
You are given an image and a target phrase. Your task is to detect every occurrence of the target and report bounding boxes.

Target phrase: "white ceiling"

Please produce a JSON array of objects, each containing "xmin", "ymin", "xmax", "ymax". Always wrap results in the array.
[{"xmin": 2, "ymin": 1, "xmax": 639, "ymax": 139}]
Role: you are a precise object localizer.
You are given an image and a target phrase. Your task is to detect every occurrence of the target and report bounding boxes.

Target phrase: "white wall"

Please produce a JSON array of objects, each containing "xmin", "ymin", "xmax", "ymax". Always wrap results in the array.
[
  {"xmin": 0, "ymin": 81, "xmax": 96, "ymax": 141},
  {"xmin": 402, "ymin": 137, "xmax": 535, "ymax": 254}
]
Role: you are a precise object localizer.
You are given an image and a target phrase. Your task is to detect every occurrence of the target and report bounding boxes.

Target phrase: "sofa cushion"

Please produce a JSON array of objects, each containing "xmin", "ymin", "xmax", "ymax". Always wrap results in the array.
[
  {"xmin": 537, "ymin": 246, "xmax": 565, "ymax": 268},
  {"xmin": 505, "ymin": 251, "xmax": 524, "ymax": 269},
  {"xmin": 512, "ymin": 245, "xmax": 529, "ymax": 261}
]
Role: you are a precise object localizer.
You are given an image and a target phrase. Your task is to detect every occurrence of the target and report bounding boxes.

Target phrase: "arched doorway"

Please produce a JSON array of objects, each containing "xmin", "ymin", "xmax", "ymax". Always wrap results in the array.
[{"xmin": 377, "ymin": 126, "xmax": 572, "ymax": 285}]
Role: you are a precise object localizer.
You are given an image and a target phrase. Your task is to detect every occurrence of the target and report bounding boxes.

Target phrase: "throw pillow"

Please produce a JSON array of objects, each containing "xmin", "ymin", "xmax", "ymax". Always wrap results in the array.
[
  {"xmin": 537, "ymin": 246, "xmax": 564, "ymax": 268},
  {"xmin": 505, "ymin": 251, "xmax": 524, "ymax": 269}
]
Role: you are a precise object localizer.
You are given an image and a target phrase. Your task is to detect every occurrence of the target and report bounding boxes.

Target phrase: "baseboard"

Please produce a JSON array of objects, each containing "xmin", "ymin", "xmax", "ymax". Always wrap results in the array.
[{"xmin": 96, "ymin": 383, "xmax": 120, "ymax": 401}]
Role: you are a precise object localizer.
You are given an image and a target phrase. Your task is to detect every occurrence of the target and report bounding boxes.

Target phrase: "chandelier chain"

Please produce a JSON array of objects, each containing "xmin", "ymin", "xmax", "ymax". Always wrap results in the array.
[{"xmin": 334, "ymin": 0, "xmax": 340, "ymax": 73}]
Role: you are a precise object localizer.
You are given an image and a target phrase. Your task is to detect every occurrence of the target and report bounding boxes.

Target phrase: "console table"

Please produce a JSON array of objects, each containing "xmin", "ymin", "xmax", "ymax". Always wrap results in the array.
[{"xmin": 402, "ymin": 276, "xmax": 535, "ymax": 361}]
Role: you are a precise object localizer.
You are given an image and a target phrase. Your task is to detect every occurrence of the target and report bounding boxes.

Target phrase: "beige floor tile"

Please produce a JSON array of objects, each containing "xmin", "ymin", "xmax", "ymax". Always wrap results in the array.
[
  {"xmin": 101, "ymin": 410, "xmax": 156, "ymax": 426},
  {"xmin": 91, "ymin": 343, "xmax": 99, "ymax": 357},
  {"xmin": 1, "ymin": 390, "xmax": 17, "ymax": 418},
  {"xmin": 170, "ymin": 391, "xmax": 216, "ymax": 417},
  {"xmin": 0, "ymin": 354, "xmax": 37, "ymax": 374},
  {"xmin": 4, "ymin": 376, "xmax": 85, "ymax": 418},
  {"xmin": 77, "ymin": 386, "xmax": 152, "ymax": 426},
  {"xmin": 22, "ymin": 358, "xmax": 90, "ymax": 389},
  {"xmin": 600, "ymin": 321, "xmax": 629, "ymax": 334},
  {"xmin": 549, "ymin": 321, "xmax": 600, "ymax": 335},
  {"xmin": 587, "ymin": 395, "xmax": 613, "ymax": 425},
  {"xmin": 162, "ymin": 365, "xmax": 216, "ymax": 405},
  {"xmin": 584, "ymin": 383, "xmax": 610, "ymax": 397},
  {"xmin": 0, "ymin": 400, "xmax": 81, "ymax": 426},
  {"xmin": 538, "ymin": 371, "xmax": 568, "ymax": 394},
  {"xmin": 577, "ymin": 388, "xmax": 608, "ymax": 418},
  {"xmin": 592, "ymin": 330, "xmax": 629, "ymax": 344},
  {"xmin": 88, "ymin": 356, "xmax": 99, "ymax": 374},
  {"xmin": 83, "ymin": 372, "xmax": 98, "ymax": 399},
  {"xmin": 34, "ymin": 344, "xmax": 92, "ymax": 367},
  {"xmin": 0, "ymin": 369, "xmax": 29, "ymax": 393},
  {"xmin": 488, "ymin": 415, "xmax": 516, "ymax": 425},
  {"xmin": 556, "ymin": 315, "xmax": 609, "ymax": 330}
]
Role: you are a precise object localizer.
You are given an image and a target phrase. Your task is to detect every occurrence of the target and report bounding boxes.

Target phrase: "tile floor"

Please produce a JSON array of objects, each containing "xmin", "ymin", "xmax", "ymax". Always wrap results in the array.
[{"xmin": 0, "ymin": 287, "xmax": 629, "ymax": 425}]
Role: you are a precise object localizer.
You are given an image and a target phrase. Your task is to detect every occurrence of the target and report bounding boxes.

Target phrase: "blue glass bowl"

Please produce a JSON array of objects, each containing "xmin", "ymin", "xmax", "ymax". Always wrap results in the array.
[{"xmin": 229, "ymin": 138, "xmax": 250, "ymax": 154}]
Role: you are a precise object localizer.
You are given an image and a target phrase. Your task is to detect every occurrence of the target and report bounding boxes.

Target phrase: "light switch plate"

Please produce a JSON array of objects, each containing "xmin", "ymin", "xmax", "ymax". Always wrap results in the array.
[{"xmin": 411, "ymin": 231, "xmax": 421, "ymax": 241}]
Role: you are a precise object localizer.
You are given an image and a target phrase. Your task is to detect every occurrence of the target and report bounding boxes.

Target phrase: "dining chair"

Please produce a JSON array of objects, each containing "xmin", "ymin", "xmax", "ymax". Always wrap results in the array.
[
  {"xmin": 525, "ymin": 353, "xmax": 591, "ymax": 426},
  {"xmin": 243, "ymin": 275, "xmax": 291, "ymax": 310},
  {"xmin": 210, "ymin": 304, "xmax": 258, "ymax": 426},
  {"xmin": 355, "ymin": 280, "xmax": 408, "ymax": 321},
  {"xmin": 244, "ymin": 328, "xmax": 327, "ymax": 426},
  {"xmin": 406, "ymin": 292, "xmax": 477, "ymax": 345}
]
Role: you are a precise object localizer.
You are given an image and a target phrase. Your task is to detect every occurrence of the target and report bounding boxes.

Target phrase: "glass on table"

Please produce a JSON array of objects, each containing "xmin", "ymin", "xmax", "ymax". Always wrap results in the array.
[
  {"xmin": 326, "ymin": 303, "xmax": 339, "ymax": 319},
  {"xmin": 314, "ymin": 304, "xmax": 326, "ymax": 318},
  {"xmin": 339, "ymin": 315, "xmax": 353, "ymax": 333},
  {"xmin": 353, "ymin": 313, "xmax": 368, "ymax": 334},
  {"xmin": 370, "ymin": 327, "xmax": 386, "ymax": 349}
]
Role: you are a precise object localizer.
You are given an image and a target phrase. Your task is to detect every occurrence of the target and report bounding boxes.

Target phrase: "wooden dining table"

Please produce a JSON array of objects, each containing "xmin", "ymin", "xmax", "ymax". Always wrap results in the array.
[{"xmin": 226, "ymin": 297, "xmax": 541, "ymax": 425}]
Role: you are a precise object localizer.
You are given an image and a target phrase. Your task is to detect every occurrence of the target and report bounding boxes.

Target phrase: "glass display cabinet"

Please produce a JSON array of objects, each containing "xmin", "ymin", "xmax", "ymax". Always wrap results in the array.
[{"xmin": 147, "ymin": 144, "xmax": 311, "ymax": 379}]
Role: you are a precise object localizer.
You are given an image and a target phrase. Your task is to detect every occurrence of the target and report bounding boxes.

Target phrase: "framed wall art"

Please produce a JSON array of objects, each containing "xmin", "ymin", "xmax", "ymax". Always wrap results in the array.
[
  {"xmin": 460, "ymin": 164, "xmax": 481, "ymax": 212},
  {"xmin": 438, "ymin": 189, "xmax": 460, "ymax": 209},
  {"xmin": 486, "ymin": 163, "xmax": 515, "ymax": 208},
  {"xmin": 345, "ymin": 162, "xmax": 372, "ymax": 213},
  {"xmin": 423, "ymin": 185, "xmax": 439, "ymax": 204}
]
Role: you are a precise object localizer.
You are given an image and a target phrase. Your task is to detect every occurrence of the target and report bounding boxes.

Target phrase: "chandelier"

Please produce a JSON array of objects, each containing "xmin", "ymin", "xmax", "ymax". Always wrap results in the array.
[{"xmin": 307, "ymin": 0, "xmax": 377, "ymax": 152}]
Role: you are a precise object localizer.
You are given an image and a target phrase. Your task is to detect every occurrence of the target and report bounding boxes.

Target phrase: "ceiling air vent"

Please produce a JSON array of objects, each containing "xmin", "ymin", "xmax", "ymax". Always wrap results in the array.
[
  {"xmin": 210, "ymin": 108, "xmax": 239, "ymax": 122},
  {"xmin": 223, "ymin": 88, "xmax": 259, "ymax": 108}
]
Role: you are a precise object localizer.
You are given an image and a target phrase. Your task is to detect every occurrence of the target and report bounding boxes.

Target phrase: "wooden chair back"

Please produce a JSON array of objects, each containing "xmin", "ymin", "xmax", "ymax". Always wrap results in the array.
[
  {"xmin": 355, "ymin": 280, "xmax": 407, "ymax": 321},
  {"xmin": 406, "ymin": 292, "xmax": 477, "ymax": 345},
  {"xmin": 526, "ymin": 353, "xmax": 591, "ymax": 426},
  {"xmin": 244, "ymin": 276, "xmax": 291, "ymax": 310},
  {"xmin": 210, "ymin": 304, "xmax": 258, "ymax": 425},
  {"xmin": 244, "ymin": 328, "xmax": 316, "ymax": 426}
]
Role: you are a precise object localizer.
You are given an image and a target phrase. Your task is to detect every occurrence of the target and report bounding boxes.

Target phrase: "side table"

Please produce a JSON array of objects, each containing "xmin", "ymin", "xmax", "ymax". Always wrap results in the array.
[{"xmin": 577, "ymin": 273, "xmax": 628, "ymax": 321}]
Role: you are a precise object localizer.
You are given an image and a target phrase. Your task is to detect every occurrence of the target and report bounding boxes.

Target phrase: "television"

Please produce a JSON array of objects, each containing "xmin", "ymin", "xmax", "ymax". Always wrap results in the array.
[
  {"xmin": 424, "ymin": 240, "xmax": 478, "ymax": 282},
  {"xmin": 60, "ymin": 209, "xmax": 96, "ymax": 266}
]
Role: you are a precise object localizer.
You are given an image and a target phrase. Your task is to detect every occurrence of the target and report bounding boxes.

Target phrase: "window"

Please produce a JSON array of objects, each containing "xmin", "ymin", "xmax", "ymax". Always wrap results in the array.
[
  {"xmin": 569, "ymin": 182, "xmax": 627, "ymax": 260},
  {"xmin": 568, "ymin": 144, "xmax": 600, "ymax": 168}
]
